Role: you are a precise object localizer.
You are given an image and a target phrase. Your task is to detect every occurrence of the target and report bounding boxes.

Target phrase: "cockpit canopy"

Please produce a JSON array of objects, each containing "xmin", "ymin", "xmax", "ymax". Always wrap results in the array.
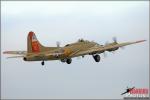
[
  {"xmin": 64, "ymin": 39, "xmax": 101, "ymax": 47},
  {"xmin": 78, "ymin": 38, "xmax": 90, "ymax": 42}
]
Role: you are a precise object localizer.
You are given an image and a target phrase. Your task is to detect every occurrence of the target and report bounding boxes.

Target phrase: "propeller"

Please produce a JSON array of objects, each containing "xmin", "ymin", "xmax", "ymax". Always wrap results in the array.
[
  {"xmin": 103, "ymin": 51, "xmax": 107, "ymax": 57},
  {"xmin": 113, "ymin": 37, "xmax": 125, "ymax": 49},
  {"xmin": 103, "ymin": 37, "xmax": 126, "ymax": 54},
  {"xmin": 56, "ymin": 41, "xmax": 60, "ymax": 47},
  {"xmin": 76, "ymin": 55, "xmax": 84, "ymax": 60},
  {"xmin": 104, "ymin": 37, "xmax": 117, "ymax": 46},
  {"xmin": 112, "ymin": 37, "xmax": 117, "ymax": 43},
  {"xmin": 77, "ymin": 56, "xmax": 81, "ymax": 60},
  {"xmin": 105, "ymin": 41, "xmax": 109, "ymax": 46},
  {"xmin": 120, "ymin": 46, "xmax": 125, "ymax": 49},
  {"xmin": 111, "ymin": 51, "xmax": 115, "ymax": 54}
]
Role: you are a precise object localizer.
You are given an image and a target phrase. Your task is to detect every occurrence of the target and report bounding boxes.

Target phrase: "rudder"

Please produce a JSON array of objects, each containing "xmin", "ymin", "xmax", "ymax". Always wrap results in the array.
[
  {"xmin": 27, "ymin": 31, "xmax": 59, "ymax": 54},
  {"xmin": 27, "ymin": 31, "xmax": 41, "ymax": 53}
]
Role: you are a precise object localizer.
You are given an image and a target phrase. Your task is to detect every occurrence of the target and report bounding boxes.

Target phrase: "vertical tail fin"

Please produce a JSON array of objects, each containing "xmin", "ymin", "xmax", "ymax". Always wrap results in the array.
[
  {"xmin": 27, "ymin": 31, "xmax": 59, "ymax": 54},
  {"xmin": 27, "ymin": 31, "xmax": 43, "ymax": 53}
]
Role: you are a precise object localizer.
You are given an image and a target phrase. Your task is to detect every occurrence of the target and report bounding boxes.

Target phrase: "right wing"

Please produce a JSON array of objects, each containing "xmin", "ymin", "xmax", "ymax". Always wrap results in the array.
[{"xmin": 70, "ymin": 40, "xmax": 146, "ymax": 57}]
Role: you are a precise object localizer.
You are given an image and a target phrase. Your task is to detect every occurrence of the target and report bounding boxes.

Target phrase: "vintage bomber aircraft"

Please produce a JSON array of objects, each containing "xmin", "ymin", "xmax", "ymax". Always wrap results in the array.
[{"xmin": 3, "ymin": 31, "xmax": 146, "ymax": 65}]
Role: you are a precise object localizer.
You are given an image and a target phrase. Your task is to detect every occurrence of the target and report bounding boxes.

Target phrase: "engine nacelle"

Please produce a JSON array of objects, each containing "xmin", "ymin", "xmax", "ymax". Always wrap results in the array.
[{"xmin": 107, "ymin": 47, "xmax": 119, "ymax": 52}]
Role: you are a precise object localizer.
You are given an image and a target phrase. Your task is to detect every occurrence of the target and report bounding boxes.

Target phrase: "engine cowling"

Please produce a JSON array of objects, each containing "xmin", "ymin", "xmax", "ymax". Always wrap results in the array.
[{"xmin": 107, "ymin": 47, "xmax": 119, "ymax": 52}]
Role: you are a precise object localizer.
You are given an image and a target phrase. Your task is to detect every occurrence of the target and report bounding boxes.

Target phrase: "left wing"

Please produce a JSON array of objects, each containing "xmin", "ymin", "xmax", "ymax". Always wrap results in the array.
[{"xmin": 71, "ymin": 40, "xmax": 146, "ymax": 57}]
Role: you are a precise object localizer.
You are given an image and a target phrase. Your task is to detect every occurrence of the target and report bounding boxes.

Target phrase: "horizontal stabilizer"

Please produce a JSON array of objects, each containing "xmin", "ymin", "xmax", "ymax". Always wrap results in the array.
[{"xmin": 6, "ymin": 56, "xmax": 24, "ymax": 59}]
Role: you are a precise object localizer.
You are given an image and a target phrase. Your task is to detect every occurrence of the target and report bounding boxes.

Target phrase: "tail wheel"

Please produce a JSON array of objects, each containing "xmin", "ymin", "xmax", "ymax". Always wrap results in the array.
[
  {"xmin": 66, "ymin": 58, "xmax": 72, "ymax": 64},
  {"xmin": 41, "ymin": 61, "xmax": 44, "ymax": 65},
  {"xmin": 93, "ymin": 55, "xmax": 100, "ymax": 62}
]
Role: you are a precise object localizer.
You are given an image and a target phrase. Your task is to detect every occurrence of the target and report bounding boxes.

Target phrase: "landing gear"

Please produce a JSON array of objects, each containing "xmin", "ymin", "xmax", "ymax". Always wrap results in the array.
[
  {"xmin": 66, "ymin": 58, "xmax": 72, "ymax": 64},
  {"xmin": 41, "ymin": 60, "xmax": 45, "ymax": 65},
  {"xmin": 61, "ymin": 58, "xmax": 72, "ymax": 64},
  {"xmin": 60, "ymin": 59, "xmax": 66, "ymax": 63},
  {"xmin": 93, "ymin": 54, "xmax": 100, "ymax": 62}
]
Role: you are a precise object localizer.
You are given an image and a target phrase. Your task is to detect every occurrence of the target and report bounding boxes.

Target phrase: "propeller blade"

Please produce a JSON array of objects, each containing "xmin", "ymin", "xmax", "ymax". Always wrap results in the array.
[
  {"xmin": 56, "ymin": 41, "xmax": 60, "ymax": 47},
  {"xmin": 105, "ymin": 41, "xmax": 109, "ymax": 46},
  {"xmin": 120, "ymin": 46, "xmax": 125, "ymax": 49},
  {"xmin": 113, "ymin": 37, "xmax": 117, "ymax": 43},
  {"xmin": 111, "ymin": 51, "xmax": 115, "ymax": 54},
  {"xmin": 77, "ymin": 55, "xmax": 84, "ymax": 60},
  {"xmin": 103, "ymin": 52, "xmax": 107, "ymax": 57},
  {"xmin": 77, "ymin": 56, "xmax": 81, "ymax": 60}
]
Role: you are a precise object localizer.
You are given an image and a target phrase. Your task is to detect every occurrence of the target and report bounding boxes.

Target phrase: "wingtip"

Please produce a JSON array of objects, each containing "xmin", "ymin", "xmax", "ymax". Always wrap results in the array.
[
  {"xmin": 3, "ymin": 51, "xmax": 12, "ymax": 54},
  {"xmin": 135, "ymin": 40, "xmax": 146, "ymax": 43},
  {"xmin": 3, "ymin": 51, "xmax": 8, "ymax": 54}
]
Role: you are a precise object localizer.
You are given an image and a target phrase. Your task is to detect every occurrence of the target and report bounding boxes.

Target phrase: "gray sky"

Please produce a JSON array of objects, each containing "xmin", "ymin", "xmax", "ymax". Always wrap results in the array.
[{"xmin": 1, "ymin": 1, "xmax": 149, "ymax": 99}]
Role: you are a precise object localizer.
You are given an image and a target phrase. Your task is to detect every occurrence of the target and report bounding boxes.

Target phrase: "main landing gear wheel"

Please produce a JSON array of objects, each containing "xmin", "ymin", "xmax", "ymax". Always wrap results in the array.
[
  {"xmin": 93, "ymin": 55, "xmax": 100, "ymax": 62},
  {"xmin": 41, "ymin": 61, "xmax": 45, "ymax": 65},
  {"xmin": 66, "ymin": 58, "xmax": 72, "ymax": 64}
]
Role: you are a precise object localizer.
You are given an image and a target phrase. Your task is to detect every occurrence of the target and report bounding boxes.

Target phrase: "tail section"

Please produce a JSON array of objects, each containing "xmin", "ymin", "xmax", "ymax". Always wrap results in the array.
[
  {"xmin": 28, "ymin": 31, "xmax": 41, "ymax": 53},
  {"xmin": 27, "ymin": 31, "xmax": 59, "ymax": 54}
]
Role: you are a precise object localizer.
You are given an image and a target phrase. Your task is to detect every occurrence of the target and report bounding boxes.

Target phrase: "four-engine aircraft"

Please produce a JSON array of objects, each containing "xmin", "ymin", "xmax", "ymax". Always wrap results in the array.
[{"xmin": 3, "ymin": 31, "xmax": 146, "ymax": 65}]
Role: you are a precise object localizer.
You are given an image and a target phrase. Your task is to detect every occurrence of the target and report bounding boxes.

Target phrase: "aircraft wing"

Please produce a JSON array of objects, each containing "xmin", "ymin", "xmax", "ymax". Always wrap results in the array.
[
  {"xmin": 3, "ymin": 51, "xmax": 27, "ymax": 55},
  {"xmin": 71, "ymin": 40, "xmax": 146, "ymax": 57}
]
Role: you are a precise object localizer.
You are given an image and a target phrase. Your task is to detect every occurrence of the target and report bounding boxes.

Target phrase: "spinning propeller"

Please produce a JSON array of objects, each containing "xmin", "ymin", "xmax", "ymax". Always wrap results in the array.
[
  {"xmin": 112, "ymin": 37, "xmax": 117, "ymax": 43},
  {"xmin": 102, "ymin": 37, "xmax": 125, "ymax": 56},
  {"xmin": 56, "ymin": 41, "xmax": 60, "ymax": 47}
]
